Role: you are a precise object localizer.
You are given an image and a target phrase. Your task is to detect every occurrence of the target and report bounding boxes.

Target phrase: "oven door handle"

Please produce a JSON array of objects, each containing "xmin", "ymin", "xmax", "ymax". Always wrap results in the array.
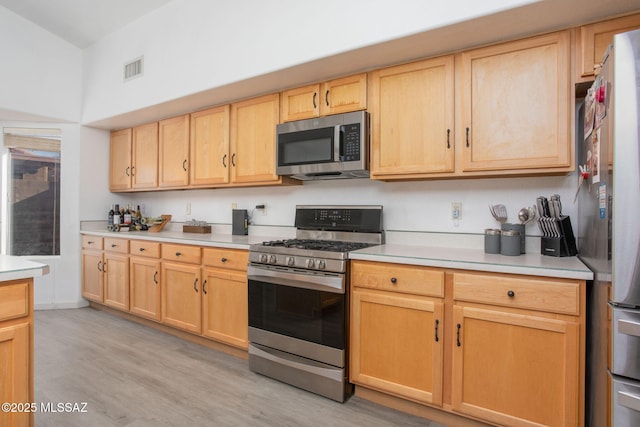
[{"xmin": 247, "ymin": 265, "xmax": 345, "ymax": 294}]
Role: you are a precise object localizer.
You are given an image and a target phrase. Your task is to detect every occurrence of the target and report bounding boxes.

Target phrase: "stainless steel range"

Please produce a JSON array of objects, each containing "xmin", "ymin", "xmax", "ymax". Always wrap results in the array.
[{"xmin": 247, "ymin": 205, "xmax": 383, "ymax": 402}]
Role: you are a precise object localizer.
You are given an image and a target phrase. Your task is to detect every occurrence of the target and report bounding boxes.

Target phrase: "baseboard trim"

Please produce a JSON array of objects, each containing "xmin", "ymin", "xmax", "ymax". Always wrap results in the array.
[
  {"xmin": 354, "ymin": 386, "xmax": 493, "ymax": 427},
  {"xmin": 35, "ymin": 301, "xmax": 89, "ymax": 310}
]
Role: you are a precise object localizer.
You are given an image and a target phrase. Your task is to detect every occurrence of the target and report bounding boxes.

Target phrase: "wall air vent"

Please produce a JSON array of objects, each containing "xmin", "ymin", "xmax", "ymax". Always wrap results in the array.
[{"xmin": 124, "ymin": 56, "xmax": 144, "ymax": 81}]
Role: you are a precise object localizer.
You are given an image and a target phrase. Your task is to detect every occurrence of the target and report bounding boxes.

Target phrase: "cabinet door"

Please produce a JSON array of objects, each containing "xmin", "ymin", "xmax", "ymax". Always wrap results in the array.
[
  {"xmin": 577, "ymin": 13, "xmax": 640, "ymax": 80},
  {"xmin": 158, "ymin": 115, "xmax": 190, "ymax": 188},
  {"xmin": 230, "ymin": 93, "xmax": 280, "ymax": 185},
  {"xmin": 82, "ymin": 250, "xmax": 104, "ymax": 302},
  {"xmin": 132, "ymin": 122, "xmax": 158, "ymax": 189},
  {"xmin": 202, "ymin": 268, "xmax": 248, "ymax": 349},
  {"xmin": 103, "ymin": 253, "xmax": 129, "ymax": 311},
  {"xmin": 280, "ymin": 84, "xmax": 320, "ymax": 122},
  {"xmin": 369, "ymin": 56, "xmax": 454, "ymax": 179},
  {"xmin": 320, "ymin": 73, "xmax": 367, "ymax": 116},
  {"xmin": 452, "ymin": 305, "xmax": 579, "ymax": 426},
  {"xmin": 161, "ymin": 262, "xmax": 201, "ymax": 334},
  {"xmin": 0, "ymin": 323, "xmax": 30, "ymax": 427},
  {"xmin": 130, "ymin": 257, "xmax": 161, "ymax": 321},
  {"xmin": 190, "ymin": 106, "xmax": 230, "ymax": 186},
  {"xmin": 109, "ymin": 128, "xmax": 132, "ymax": 191},
  {"xmin": 350, "ymin": 289, "xmax": 444, "ymax": 406},
  {"xmin": 461, "ymin": 31, "xmax": 572, "ymax": 172}
]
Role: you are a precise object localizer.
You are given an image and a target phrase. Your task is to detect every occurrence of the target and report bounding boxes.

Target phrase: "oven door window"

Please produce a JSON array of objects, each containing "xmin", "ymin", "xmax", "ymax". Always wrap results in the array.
[
  {"xmin": 248, "ymin": 279, "xmax": 345, "ymax": 350},
  {"xmin": 277, "ymin": 127, "xmax": 334, "ymax": 167}
]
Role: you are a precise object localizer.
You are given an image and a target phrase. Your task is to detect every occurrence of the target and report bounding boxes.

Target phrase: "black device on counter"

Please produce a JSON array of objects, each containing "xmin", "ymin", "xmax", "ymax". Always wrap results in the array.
[{"xmin": 232, "ymin": 209, "xmax": 248, "ymax": 235}]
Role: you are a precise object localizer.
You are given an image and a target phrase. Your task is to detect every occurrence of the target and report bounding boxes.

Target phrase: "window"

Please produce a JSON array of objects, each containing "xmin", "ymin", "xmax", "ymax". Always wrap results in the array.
[{"xmin": 2, "ymin": 128, "xmax": 61, "ymax": 256}]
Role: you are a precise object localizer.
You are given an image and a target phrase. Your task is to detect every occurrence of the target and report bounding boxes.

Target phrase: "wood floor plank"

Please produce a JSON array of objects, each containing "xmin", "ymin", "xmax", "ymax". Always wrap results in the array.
[{"xmin": 34, "ymin": 308, "xmax": 444, "ymax": 426}]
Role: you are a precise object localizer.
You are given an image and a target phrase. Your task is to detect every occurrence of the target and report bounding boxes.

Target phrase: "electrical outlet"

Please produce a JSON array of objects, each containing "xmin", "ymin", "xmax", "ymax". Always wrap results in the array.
[
  {"xmin": 256, "ymin": 204, "xmax": 266, "ymax": 215},
  {"xmin": 231, "ymin": 203, "xmax": 237, "ymax": 210},
  {"xmin": 451, "ymin": 202, "xmax": 462, "ymax": 220},
  {"xmin": 186, "ymin": 203, "xmax": 191, "ymax": 215}
]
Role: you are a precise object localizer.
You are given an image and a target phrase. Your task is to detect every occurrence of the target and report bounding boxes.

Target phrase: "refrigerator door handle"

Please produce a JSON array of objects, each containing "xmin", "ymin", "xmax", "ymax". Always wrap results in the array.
[
  {"xmin": 618, "ymin": 319, "xmax": 640, "ymax": 337},
  {"xmin": 619, "ymin": 391, "xmax": 640, "ymax": 412}
]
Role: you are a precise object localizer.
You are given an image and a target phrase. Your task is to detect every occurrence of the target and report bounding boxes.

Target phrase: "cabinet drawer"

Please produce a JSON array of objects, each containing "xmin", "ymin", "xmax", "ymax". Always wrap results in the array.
[
  {"xmin": 0, "ymin": 281, "xmax": 29, "ymax": 322},
  {"xmin": 351, "ymin": 260, "xmax": 444, "ymax": 297},
  {"xmin": 162, "ymin": 244, "xmax": 201, "ymax": 264},
  {"xmin": 453, "ymin": 272, "xmax": 580, "ymax": 315},
  {"xmin": 104, "ymin": 238, "xmax": 129, "ymax": 254},
  {"xmin": 82, "ymin": 235, "xmax": 103, "ymax": 250},
  {"xmin": 203, "ymin": 247, "xmax": 248, "ymax": 271},
  {"xmin": 130, "ymin": 240, "xmax": 161, "ymax": 258}
]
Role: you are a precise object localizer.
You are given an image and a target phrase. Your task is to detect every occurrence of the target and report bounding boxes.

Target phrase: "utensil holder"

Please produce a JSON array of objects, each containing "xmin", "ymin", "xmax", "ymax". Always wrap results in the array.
[
  {"xmin": 501, "ymin": 223, "xmax": 525, "ymax": 254},
  {"xmin": 484, "ymin": 229, "xmax": 501, "ymax": 254},
  {"xmin": 540, "ymin": 216, "xmax": 577, "ymax": 257}
]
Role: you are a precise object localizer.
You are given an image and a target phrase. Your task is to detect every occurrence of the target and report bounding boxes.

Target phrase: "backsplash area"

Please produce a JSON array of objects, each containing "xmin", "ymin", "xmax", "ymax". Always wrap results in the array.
[{"xmin": 105, "ymin": 173, "xmax": 578, "ymax": 239}]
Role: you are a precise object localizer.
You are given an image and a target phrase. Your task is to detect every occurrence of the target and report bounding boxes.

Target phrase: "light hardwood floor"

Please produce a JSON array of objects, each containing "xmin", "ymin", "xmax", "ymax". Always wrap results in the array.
[{"xmin": 34, "ymin": 308, "xmax": 445, "ymax": 427}]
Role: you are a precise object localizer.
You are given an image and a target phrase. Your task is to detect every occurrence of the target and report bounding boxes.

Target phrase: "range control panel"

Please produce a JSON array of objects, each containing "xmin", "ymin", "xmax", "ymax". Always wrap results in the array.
[{"xmin": 294, "ymin": 205, "xmax": 383, "ymax": 232}]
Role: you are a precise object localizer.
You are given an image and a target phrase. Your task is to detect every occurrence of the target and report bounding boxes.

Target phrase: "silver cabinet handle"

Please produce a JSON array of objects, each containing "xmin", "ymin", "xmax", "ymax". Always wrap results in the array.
[
  {"xmin": 618, "ymin": 319, "xmax": 640, "ymax": 337},
  {"xmin": 619, "ymin": 391, "xmax": 640, "ymax": 412}
]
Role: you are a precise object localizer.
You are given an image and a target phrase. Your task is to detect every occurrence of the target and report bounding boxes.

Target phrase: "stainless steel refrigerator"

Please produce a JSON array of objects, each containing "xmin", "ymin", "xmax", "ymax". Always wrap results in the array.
[{"xmin": 579, "ymin": 29, "xmax": 640, "ymax": 427}]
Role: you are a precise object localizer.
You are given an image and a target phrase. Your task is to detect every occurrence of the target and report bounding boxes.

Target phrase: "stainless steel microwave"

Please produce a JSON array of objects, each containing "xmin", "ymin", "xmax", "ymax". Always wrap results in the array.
[{"xmin": 276, "ymin": 110, "xmax": 369, "ymax": 180}]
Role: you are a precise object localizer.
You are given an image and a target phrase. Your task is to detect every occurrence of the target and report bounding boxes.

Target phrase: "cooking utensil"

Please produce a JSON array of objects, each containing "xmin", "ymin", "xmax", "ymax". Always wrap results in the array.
[
  {"xmin": 490, "ymin": 204, "xmax": 508, "ymax": 224},
  {"xmin": 518, "ymin": 207, "xmax": 530, "ymax": 224},
  {"xmin": 526, "ymin": 206, "xmax": 537, "ymax": 224}
]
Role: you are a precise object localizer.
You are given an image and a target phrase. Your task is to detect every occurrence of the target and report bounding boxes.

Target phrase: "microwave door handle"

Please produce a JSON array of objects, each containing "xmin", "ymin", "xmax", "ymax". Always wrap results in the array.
[{"xmin": 335, "ymin": 125, "xmax": 344, "ymax": 161}]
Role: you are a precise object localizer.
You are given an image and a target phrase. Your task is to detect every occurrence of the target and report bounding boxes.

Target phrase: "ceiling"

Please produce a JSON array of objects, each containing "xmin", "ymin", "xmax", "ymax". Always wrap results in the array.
[{"xmin": 0, "ymin": 0, "xmax": 174, "ymax": 48}]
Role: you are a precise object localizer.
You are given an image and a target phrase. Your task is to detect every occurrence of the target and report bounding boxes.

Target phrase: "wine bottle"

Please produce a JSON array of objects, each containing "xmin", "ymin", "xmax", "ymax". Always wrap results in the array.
[
  {"xmin": 124, "ymin": 205, "xmax": 132, "ymax": 225},
  {"xmin": 108, "ymin": 205, "xmax": 114, "ymax": 227},
  {"xmin": 113, "ymin": 204, "xmax": 121, "ymax": 225}
]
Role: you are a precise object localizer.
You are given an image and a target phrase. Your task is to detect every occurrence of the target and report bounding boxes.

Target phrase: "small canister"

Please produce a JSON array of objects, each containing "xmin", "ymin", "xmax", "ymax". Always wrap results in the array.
[
  {"xmin": 500, "ymin": 229, "xmax": 521, "ymax": 256},
  {"xmin": 484, "ymin": 229, "xmax": 501, "ymax": 254}
]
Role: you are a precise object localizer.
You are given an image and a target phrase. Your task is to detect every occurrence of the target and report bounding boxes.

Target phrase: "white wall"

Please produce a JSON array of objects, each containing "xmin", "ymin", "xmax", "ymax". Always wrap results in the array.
[
  {"xmin": 0, "ymin": 6, "xmax": 82, "ymax": 122},
  {"xmin": 81, "ymin": 0, "xmax": 537, "ymax": 127},
  {"xmin": 113, "ymin": 174, "xmax": 578, "ymax": 237}
]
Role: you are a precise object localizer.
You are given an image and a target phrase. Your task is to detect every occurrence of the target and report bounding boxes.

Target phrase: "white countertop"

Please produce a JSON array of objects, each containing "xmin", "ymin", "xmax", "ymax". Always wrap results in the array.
[
  {"xmin": 80, "ymin": 225, "xmax": 593, "ymax": 280},
  {"xmin": 80, "ymin": 229, "xmax": 280, "ymax": 250},
  {"xmin": 349, "ymin": 244, "xmax": 593, "ymax": 280},
  {"xmin": 0, "ymin": 255, "xmax": 49, "ymax": 282}
]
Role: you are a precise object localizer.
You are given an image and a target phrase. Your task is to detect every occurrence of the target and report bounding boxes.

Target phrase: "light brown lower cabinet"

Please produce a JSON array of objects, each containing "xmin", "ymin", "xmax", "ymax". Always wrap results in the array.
[
  {"xmin": 129, "ymin": 240, "xmax": 162, "ymax": 322},
  {"xmin": 350, "ymin": 261, "xmax": 585, "ymax": 427},
  {"xmin": 82, "ymin": 236, "xmax": 249, "ymax": 351},
  {"xmin": 0, "ymin": 279, "xmax": 33, "ymax": 427},
  {"xmin": 350, "ymin": 289, "xmax": 444, "ymax": 405}
]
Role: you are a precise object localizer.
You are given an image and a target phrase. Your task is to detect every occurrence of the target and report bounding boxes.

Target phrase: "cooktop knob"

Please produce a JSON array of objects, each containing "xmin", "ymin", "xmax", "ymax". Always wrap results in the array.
[
  {"xmin": 317, "ymin": 260, "xmax": 326, "ymax": 270},
  {"xmin": 269, "ymin": 255, "xmax": 277, "ymax": 264},
  {"xmin": 287, "ymin": 256, "xmax": 295, "ymax": 266},
  {"xmin": 306, "ymin": 259, "xmax": 315, "ymax": 269},
  {"xmin": 260, "ymin": 254, "xmax": 268, "ymax": 263}
]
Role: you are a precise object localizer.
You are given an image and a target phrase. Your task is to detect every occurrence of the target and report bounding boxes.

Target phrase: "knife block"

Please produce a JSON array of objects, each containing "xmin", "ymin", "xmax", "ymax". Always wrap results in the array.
[{"xmin": 541, "ymin": 216, "xmax": 577, "ymax": 257}]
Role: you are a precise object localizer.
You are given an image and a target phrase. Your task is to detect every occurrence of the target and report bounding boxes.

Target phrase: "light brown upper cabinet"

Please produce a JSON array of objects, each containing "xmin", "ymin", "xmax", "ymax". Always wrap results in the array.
[
  {"xmin": 280, "ymin": 73, "xmax": 367, "ymax": 122},
  {"xmin": 369, "ymin": 56, "xmax": 455, "ymax": 179},
  {"xmin": 131, "ymin": 122, "xmax": 159, "ymax": 189},
  {"xmin": 461, "ymin": 31, "xmax": 573, "ymax": 174},
  {"xmin": 576, "ymin": 12, "xmax": 640, "ymax": 81},
  {"xmin": 109, "ymin": 128, "xmax": 132, "ymax": 191},
  {"xmin": 110, "ymin": 123, "xmax": 158, "ymax": 191},
  {"xmin": 190, "ymin": 106, "xmax": 230, "ymax": 187},
  {"xmin": 230, "ymin": 93, "xmax": 282, "ymax": 186},
  {"xmin": 158, "ymin": 114, "xmax": 190, "ymax": 188}
]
